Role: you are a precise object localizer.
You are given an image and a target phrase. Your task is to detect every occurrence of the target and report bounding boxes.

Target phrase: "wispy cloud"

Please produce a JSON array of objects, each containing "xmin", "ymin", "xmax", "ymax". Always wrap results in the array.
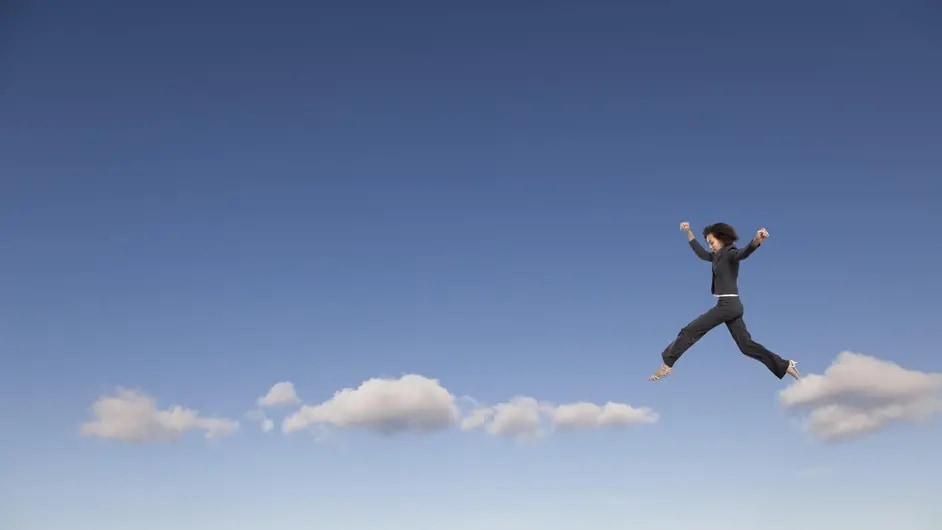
[
  {"xmin": 461, "ymin": 396, "xmax": 658, "ymax": 443},
  {"xmin": 552, "ymin": 401, "xmax": 659, "ymax": 430},
  {"xmin": 779, "ymin": 351, "xmax": 942, "ymax": 442},
  {"xmin": 80, "ymin": 388, "xmax": 239, "ymax": 443}
]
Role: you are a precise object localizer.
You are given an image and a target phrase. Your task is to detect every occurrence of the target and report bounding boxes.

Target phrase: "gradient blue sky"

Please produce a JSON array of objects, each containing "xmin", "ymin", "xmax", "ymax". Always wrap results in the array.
[{"xmin": 2, "ymin": 1, "xmax": 941, "ymax": 529}]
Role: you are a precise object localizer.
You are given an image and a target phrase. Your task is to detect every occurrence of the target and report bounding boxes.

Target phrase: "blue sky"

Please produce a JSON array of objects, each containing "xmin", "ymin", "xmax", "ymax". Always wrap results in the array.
[{"xmin": 2, "ymin": 0, "xmax": 941, "ymax": 528}]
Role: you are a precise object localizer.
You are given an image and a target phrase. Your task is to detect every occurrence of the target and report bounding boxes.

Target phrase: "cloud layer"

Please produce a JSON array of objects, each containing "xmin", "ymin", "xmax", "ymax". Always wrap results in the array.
[
  {"xmin": 80, "ymin": 350, "xmax": 936, "ymax": 445},
  {"xmin": 280, "ymin": 374, "xmax": 658, "ymax": 442},
  {"xmin": 80, "ymin": 389, "xmax": 239, "ymax": 443},
  {"xmin": 79, "ymin": 375, "xmax": 648, "ymax": 444},
  {"xmin": 779, "ymin": 351, "xmax": 942, "ymax": 442}
]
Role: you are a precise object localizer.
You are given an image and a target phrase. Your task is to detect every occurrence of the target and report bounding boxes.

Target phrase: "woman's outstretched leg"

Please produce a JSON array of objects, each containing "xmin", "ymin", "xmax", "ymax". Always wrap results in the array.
[
  {"xmin": 650, "ymin": 304, "xmax": 729, "ymax": 380},
  {"xmin": 725, "ymin": 317, "xmax": 799, "ymax": 379}
]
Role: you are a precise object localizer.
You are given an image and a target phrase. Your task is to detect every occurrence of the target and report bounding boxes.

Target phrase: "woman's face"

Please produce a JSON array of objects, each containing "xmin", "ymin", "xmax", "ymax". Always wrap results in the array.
[{"xmin": 706, "ymin": 233, "xmax": 723, "ymax": 252}]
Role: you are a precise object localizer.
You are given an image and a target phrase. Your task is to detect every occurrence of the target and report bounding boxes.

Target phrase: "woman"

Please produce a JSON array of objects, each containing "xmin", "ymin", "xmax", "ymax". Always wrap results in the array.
[{"xmin": 649, "ymin": 221, "xmax": 800, "ymax": 381}]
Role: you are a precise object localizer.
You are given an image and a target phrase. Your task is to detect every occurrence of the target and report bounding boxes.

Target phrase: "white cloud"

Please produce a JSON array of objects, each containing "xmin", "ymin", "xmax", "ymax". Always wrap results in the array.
[
  {"xmin": 280, "ymin": 372, "xmax": 658, "ymax": 442},
  {"xmin": 779, "ymin": 351, "xmax": 942, "ymax": 442},
  {"xmin": 461, "ymin": 397, "xmax": 658, "ymax": 442},
  {"xmin": 80, "ymin": 388, "xmax": 239, "ymax": 443},
  {"xmin": 551, "ymin": 401, "xmax": 659, "ymax": 430},
  {"xmin": 81, "ymin": 375, "xmax": 658, "ymax": 446},
  {"xmin": 276, "ymin": 368, "xmax": 660, "ymax": 442},
  {"xmin": 282, "ymin": 374, "xmax": 461, "ymax": 435},
  {"xmin": 484, "ymin": 396, "xmax": 549, "ymax": 442},
  {"xmin": 257, "ymin": 381, "xmax": 300, "ymax": 407}
]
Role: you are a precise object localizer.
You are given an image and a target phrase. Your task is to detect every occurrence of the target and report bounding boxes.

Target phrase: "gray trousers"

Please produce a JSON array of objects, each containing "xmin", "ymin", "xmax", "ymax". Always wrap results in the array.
[{"xmin": 660, "ymin": 296, "xmax": 790, "ymax": 379}]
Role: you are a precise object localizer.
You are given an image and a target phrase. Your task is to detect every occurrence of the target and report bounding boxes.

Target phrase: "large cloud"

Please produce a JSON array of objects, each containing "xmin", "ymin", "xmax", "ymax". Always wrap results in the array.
[
  {"xmin": 779, "ymin": 351, "xmax": 942, "ymax": 442},
  {"xmin": 80, "ymin": 388, "xmax": 239, "ymax": 443},
  {"xmin": 282, "ymin": 374, "xmax": 461, "ymax": 435}
]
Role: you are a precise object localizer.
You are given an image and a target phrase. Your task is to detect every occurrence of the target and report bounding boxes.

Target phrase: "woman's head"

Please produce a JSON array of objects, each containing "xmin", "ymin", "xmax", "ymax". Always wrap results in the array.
[{"xmin": 703, "ymin": 222, "xmax": 738, "ymax": 252}]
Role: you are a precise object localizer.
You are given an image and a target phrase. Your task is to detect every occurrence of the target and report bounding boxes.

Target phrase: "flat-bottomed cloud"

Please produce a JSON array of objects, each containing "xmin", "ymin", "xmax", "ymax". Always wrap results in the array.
[
  {"xmin": 282, "ymin": 374, "xmax": 461, "ymax": 435},
  {"xmin": 80, "ymin": 388, "xmax": 239, "ymax": 443},
  {"xmin": 779, "ymin": 351, "xmax": 942, "ymax": 442},
  {"xmin": 552, "ymin": 401, "xmax": 659, "ymax": 430},
  {"xmin": 462, "ymin": 396, "xmax": 658, "ymax": 442}
]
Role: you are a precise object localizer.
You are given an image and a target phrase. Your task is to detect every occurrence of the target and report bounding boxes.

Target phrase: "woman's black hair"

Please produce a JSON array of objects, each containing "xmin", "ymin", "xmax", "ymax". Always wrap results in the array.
[{"xmin": 702, "ymin": 222, "xmax": 739, "ymax": 246}]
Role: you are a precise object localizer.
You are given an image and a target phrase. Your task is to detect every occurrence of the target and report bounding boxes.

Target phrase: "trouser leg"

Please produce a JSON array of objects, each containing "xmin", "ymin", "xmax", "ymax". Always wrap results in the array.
[
  {"xmin": 725, "ymin": 317, "xmax": 790, "ymax": 378},
  {"xmin": 661, "ymin": 304, "xmax": 729, "ymax": 367}
]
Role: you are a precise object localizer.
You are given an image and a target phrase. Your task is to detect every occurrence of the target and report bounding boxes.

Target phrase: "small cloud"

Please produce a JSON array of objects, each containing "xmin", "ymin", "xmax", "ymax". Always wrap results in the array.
[
  {"xmin": 257, "ymin": 382, "xmax": 300, "ymax": 407},
  {"xmin": 282, "ymin": 374, "xmax": 460, "ymax": 435},
  {"xmin": 244, "ymin": 409, "xmax": 275, "ymax": 432},
  {"xmin": 461, "ymin": 397, "xmax": 657, "ymax": 442},
  {"xmin": 551, "ymin": 401, "xmax": 659, "ymax": 430},
  {"xmin": 80, "ymin": 389, "xmax": 239, "ymax": 443},
  {"xmin": 779, "ymin": 351, "xmax": 942, "ymax": 442}
]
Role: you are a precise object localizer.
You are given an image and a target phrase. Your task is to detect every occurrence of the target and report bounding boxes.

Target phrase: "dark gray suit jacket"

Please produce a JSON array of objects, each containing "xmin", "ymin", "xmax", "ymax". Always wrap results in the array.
[{"xmin": 688, "ymin": 239, "xmax": 760, "ymax": 295}]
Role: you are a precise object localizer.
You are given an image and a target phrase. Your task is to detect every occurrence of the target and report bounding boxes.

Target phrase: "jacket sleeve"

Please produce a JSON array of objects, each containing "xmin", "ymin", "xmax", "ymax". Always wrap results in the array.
[
  {"xmin": 730, "ymin": 240, "xmax": 760, "ymax": 261},
  {"xmin": 688, "ymin": 239, "xmax": 714, "ymax": 261}
]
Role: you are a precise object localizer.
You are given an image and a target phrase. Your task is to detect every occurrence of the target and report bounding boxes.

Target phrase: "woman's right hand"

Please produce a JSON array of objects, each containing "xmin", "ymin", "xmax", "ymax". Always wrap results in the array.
[{"xmin": 680, "ymin": 221, "xmax": 690, "ymax": 232}]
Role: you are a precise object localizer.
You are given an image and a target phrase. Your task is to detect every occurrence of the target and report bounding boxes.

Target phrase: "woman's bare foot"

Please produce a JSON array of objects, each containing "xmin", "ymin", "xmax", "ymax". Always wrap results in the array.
[
  {"xmin": 649, "ymin": 363, "xmax": 672, "ymax": 381},
  {"xmin": 786, "ymin": 360, "xmax": 801, "ymax": 380}
]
